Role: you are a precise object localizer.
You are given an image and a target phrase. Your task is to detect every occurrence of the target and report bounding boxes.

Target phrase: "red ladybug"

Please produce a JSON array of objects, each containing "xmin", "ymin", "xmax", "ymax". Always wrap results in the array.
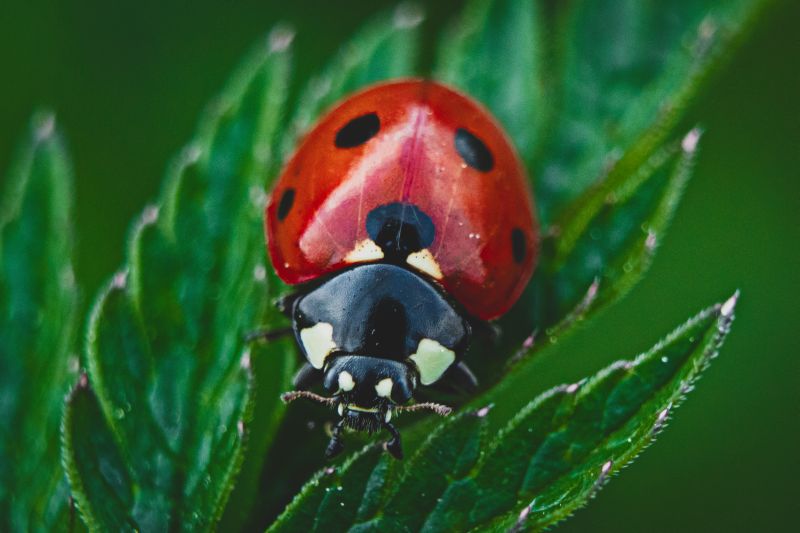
[{"xmin": 264, "ymin": 79, "xmax": 538, "ymax": 459}]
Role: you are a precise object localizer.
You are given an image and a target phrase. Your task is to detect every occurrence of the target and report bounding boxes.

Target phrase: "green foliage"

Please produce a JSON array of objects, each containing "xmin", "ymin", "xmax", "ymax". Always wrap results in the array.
[
  {"xmin": 0, "ymin": 113, "xmax": 79, "ymax": 531},
  {"xmin": 470, "ymin": 296, "xmax": 736, "ymax": 532},
  {"xmin": 61, "ymin": 30, "xmax": 294, "ymax": 531},
  {"xmin": 520, "ymin": 132, "xmax": 700, "ymax": 350},
  {"xmin": 273, "ymin": 296, "xmax": 736, "ymax": 532},
  {"xmin": 0, "ymin": 0, "xmax": 760, "ymax": 530},
  {"xmin": 534, "ymin": 0, "xmax": 764, "ymax": 223},
  {"xmin": 436, "ymin": 0, "xmax": 545, "ymax": 167}
]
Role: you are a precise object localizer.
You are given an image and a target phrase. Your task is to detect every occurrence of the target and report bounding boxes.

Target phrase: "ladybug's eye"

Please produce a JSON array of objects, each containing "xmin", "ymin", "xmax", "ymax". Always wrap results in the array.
[
  {"xmin": 454, "ymin": 128, "xmax": 494, "ymax": 172},
  {"xmin": 335, "ymin": 112, "xmax": 380, "ymax": 148}
]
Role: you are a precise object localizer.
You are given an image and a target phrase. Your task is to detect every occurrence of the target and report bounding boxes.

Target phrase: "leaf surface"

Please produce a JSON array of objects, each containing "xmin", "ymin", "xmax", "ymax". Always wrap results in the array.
[
  {"xmin": 513, "ymin": 130, "xmax": 702, "ymax": 366},
  {"xmin": 61, "ymin": 29, "xmax": 294, "ymax": 531},
  {"xmin": 534, "ymin": 0, "xmax": 765, "ymax": 222},
  {"xmin": 271, "ymin": 295, "xmax": 737, "ymax": 532},
  {"xmin": 0, "ymin": 113, "xmax": 79, "ymax": 532}
]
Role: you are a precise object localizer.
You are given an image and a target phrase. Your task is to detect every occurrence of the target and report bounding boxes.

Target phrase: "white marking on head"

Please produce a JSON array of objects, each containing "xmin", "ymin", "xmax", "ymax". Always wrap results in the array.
[
  {"xmin": 299, "ymin": 322, "xmax": 336, "ymax": 369},
  {"xmin": 344, "ymin": 239, "xmax": 384, "ymax": 263},
  {"xmin": 375, "ymin": 378, "xmax": 394, "ymax": 398},
  {"xmin": 409, "ymin": 338, "xmax": 456, "ymax": 385},
  {"xmin": 338, "ymin": 371, "xmax": 355, "ymax": 391},
  {"xmin": 406, "ymin": 249, "xmax": 443, "ymax": 279},
  {"xmin": 346, "ymin": 405, "xmax": 378, "ymax": 413}
]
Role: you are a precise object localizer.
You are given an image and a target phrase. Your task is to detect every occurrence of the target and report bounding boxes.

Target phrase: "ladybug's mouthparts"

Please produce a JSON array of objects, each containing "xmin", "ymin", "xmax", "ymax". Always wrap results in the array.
[{"xmin": 337, "ymin": 403, "xmax": 381, "ymax": 415}]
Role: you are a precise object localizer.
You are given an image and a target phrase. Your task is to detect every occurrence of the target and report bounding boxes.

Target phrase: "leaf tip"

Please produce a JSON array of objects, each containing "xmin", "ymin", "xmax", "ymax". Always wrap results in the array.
[
  {"xmin": 474, "ymin": 404, "xmax": 494, "ymax": 418},
  {"xmin": 141, "ymin": 204, "xmax": 160, "ymax": 225},
  {"xmin": 594, "ymin": 460, "xmax": 614, "ymax": 489},
  {"xmin": 70, "ymin": 371, "xmax": 90, "ymax": 395},
  {"xmin": 111, "ymin": 270, "xmax": 128, "ymax": 289},
  {"xmin": 65, "ymin": 350, "xmax": 78, "ymax": 371},
  {"xmin": 652, "ymin": 402, "xmax": 673, "ymax": 434},
  {"xmin": 268, "ymin": 24, "xmax": 296, "ymax": 53},
  {"xmin": 183, "ymin": 143, "xmax": 203, "ymax": 164},
  {"xmin": 511, "ymin": 503, "xmax": 532, "ymax": 532},
  {"xmin": 240, "ymin": 349, "xmax": 252, "ymax": 370},
  {"xmin": 249, "ymin": 185, "xmax": 268, "ymax": 210},
  {"xmin": 720, "ymin": 290, "xmax": 739, "ymax": 318},
  {"xmin": 681, "ymin": 127, "xmax": 703, "ymax": 153},
  {"xmin": 521, "ymin": 332, "xmax": 536, "ymax": 350},
  {"xmin": 645, "ymin": 229, "xmax": 658, "ymax": 251},
  {"xmin": 252, "ymin": 263, "xmax": 267, "ymax": 282},
  {"xmin": 33, "ymin": 111, "xmax": 57, "ymax": 141},
  {"xmin": 393, "ymin": 2, "xmax": 425, "ymax": 29}
]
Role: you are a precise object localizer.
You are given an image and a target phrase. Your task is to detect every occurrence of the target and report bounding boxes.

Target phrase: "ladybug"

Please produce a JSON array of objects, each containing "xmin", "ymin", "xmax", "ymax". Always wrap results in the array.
[{"xmin": 262, "ymin": 79, "xmax": 538, "ymax": 459}]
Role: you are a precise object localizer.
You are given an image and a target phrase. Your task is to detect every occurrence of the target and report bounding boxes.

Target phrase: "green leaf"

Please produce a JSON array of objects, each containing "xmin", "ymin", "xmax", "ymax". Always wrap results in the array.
[
  {"xmin": 281, "ymin": 3, "xmax": 423, "ymax": 158},
  {"xmin": 352, "ymin": 410, "xmax": 487, "ymax": 532},
  {"xmin": 61, "ymin": 28, "xmax": 293, "ymax": 531},
  {"xmin": 513, "ymin": 129, "xmax": 701, "ymax": 366},
  {"xmin": 0, "ymin": 113, "xmax": 79, "ymax": 531},
  {"xmin": 219, "ymin": 336, "xmax": 295, "ymax": 530},
  {"xmin": 267, "ymin": 445, "xmax": 384, "ymax": 533},
  {"xmin": 275, "ymin": 294, "xmax": 736, "ymax": 530},
  {"xmin": 535, "ymin": 0, "xmax": 767, "ymax": 222},
  {"xmin": 61, "ymin": 377, "xmax": 135, "ymax": 532},
  {"xmin": 270, "ymin": 410, "xmax": 486, "ymax": 533},
  {"xmin": 435, "ymin": 0, "xmax": 546, "ymax": 166},
  {"xmin": 469, "ymin": 293, "xmax": 738, "ymax": 532}
]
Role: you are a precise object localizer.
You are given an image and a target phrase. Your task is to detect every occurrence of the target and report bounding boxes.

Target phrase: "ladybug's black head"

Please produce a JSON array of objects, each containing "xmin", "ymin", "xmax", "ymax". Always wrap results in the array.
[
  {"xmin": 282, "ymin": 263, "xmax": 467, "ymax": 458},
  {"xmin": 323, "ymin": 355, "xmax": 415, "ymax": 432}
]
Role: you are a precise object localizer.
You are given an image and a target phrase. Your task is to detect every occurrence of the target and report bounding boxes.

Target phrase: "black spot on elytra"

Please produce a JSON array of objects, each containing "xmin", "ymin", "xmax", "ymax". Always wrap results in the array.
[
  {"xmin": 277, "ymin": 188, "xmax": 295, "ymax": 221},
  {"xmin": 455, "ymin": 128, "xmax": 494, "ymax": 172},
  {"xmin": 335, "ymin": 113, "xmax": 380, "ymax": 148},
  {"xmin": 366, "ymin": 203, "xmax": 435, "ymax": 262},
  {"xmin": 511, "ymin": 228, "xmax": 526, "ymax": 263}
]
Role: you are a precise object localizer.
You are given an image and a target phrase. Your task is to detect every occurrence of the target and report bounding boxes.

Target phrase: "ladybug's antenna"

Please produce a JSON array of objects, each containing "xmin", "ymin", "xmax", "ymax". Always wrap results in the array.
[
  {"xmin": 395, "ymin": 402, "xmax": 452, "ymax": 416},
  {"xmin": 281, "ymin": 390, "xmax": 337, "ymax": 407}
]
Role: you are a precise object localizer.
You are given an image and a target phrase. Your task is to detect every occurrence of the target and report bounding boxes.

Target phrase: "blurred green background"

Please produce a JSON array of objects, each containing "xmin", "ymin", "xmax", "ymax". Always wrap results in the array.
[{"xmin": 1, "ymin": 1, "xmax": 796, "ymax": 531}]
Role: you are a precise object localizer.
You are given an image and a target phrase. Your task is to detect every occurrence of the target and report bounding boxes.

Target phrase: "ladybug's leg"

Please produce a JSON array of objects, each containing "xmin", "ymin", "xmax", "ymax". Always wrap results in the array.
[
  {"xmin": 426, "ymin": 362, "xmax": 478, "ymax": 395},
  {"xmin": 325, "ymin": 419, "xmax": 346, "ymax": 459},
  {"xmin": 382, "ymin": 421, "xmax": 404, "ymax": 460},
  {"xmin": 469, "ymin": 318, "xmax": 500, "ymax": 342},
  {"xmin": 244, "ymin": 326, "xmax": 292, "ymax": 343},
  {"xmin": 292, "ymin": 363, "xmax": 322, "ymax": 390},
  {"xmin": 443, "ymin": 361, "xmax": 479, "ymax": 393},
  {"xmin": 275, "ymin": 292, "xmax": 301, "ymax": 317}
]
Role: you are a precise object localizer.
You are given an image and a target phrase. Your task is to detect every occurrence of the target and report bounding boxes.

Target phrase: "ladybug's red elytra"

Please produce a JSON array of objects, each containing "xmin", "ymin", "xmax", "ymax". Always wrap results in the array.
[{"xmin": 263, "ymin": 79, "xmax": 539, "ymax": 459}]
